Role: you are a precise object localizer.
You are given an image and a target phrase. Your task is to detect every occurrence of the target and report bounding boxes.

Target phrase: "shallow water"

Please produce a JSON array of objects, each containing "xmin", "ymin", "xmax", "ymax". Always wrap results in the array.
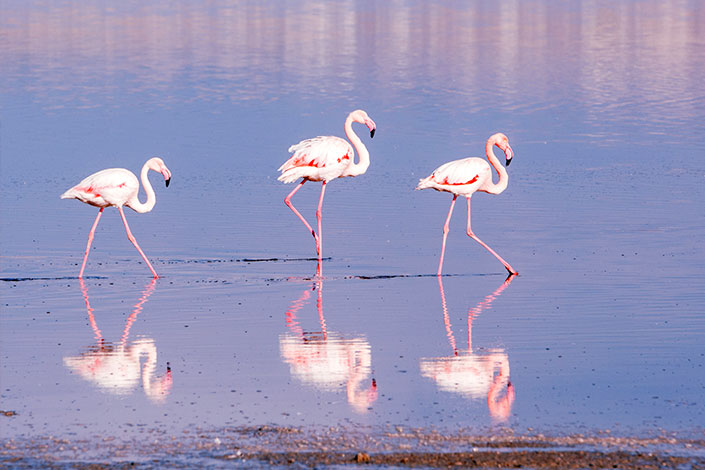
[{"xmin": 1, "ymin": 0, "xmax": 705, "ymax": 464}]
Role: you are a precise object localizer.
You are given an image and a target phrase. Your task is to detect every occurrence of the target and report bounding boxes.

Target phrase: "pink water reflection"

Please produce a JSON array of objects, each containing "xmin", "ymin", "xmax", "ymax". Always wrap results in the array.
[
  {"xmin": 420, "ymin": 275, "xmax": 516, "ymax": 422},
  {"xmin": 2, "ymin": 1, "xmax": 700, "ymax": 135},
  {"xmin": 63, "ymin": 279, "xmax": 173, "ymax": 403},
  {"xmin": 280, "ymin": 273, "xmax": 378, "ymax": 414}
]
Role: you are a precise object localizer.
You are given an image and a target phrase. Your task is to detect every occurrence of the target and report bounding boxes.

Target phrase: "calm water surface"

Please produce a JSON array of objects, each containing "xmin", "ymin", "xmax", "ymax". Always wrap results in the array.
[{"xmin": 1, "ymin": 0, "xmax": 704, "ymax": 462}]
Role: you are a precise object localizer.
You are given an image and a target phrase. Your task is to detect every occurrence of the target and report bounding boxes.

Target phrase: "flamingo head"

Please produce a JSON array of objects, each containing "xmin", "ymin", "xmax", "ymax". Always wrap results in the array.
[
  {"xmin": 491, "ymin": 133, "xmax": 513, "ymax": 167},
  {"xmin": 147, "ymin": 157, "xmax": 172, "ymax": 187},
  {"xmin": 350, "ymin": 109, "xmax": 377, "ymax": 138}
]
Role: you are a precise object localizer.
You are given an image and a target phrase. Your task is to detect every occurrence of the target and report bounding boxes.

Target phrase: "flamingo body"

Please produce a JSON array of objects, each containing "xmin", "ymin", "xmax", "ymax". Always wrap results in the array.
[
  {"xmin": 417, "ymin": 133, "xmax": 517, "ymax": 275},
  {"xmin": 416, "ymin": 157, "xmax": 494, "ymax": 197},
  {"xmin": 278, "ymin": 136, "xmax": 354, "ymax": 183},
  {"xmin": 278, "ymin": 110, "xmax": 376, "ymax": 277},
  {"xmin": 61, "ymin": 157, "xmax": 172, "ymax": 278},
  {"xmin": 61, "ymin": 168, "xmax": 141, "ymax": 209}
]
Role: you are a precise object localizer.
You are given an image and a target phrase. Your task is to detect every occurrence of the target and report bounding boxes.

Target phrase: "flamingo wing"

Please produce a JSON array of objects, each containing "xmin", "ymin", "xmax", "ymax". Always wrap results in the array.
[
  {"xmin": 278, "ymin": 136, "xmax": 353, "ymax": 183},
  {"xmin": 61, "ymin": 168, "xmax": 139, "ymax": 208},
  {"xmin": 417, "ymin": 157, "xmax": 491, "ymax": 193},
  {"xmin": 431, "ymin": 158, "xmax": 489, "ymax": 185}
]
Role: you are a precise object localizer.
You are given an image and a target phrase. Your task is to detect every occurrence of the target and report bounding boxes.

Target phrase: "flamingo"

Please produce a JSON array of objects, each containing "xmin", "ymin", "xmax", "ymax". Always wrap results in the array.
[
  {"xmin": 278, "ymin": 110, "xmax": 376, "ymax": 277},
  {"xmin": 61, "ymin": 157, "xmax": 172, "ymax": 279},
  {"xmin": 416, "ymin": 133, "xmax": 516, "ymax": 276}
]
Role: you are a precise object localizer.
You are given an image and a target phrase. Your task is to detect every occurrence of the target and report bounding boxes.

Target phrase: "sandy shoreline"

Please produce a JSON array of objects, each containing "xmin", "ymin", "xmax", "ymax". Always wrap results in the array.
[{"xmin": 3, "ymin": 425, "xmax": 704, "ymax": 469}]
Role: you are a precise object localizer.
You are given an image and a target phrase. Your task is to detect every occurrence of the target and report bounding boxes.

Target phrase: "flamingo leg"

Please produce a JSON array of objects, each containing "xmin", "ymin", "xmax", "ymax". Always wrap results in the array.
[
  {"xmin": 465, "ymin": 197, "xmax": 517, "ymax": 275},
  {"xmin": 117, "ymin": 206, "xmax": 159, "ymax": 278},
  {"xmin": 284, "ymin": 179, "xmax": 321, "ymax": 251},
  {"xmin": 315, "ymin": 182, "xmax": 327, "ymax": 277},
  {"xmin": 438, "ymin": 195, "xmax": 458, "ymax": 276},
  {"xmin": 79, "ymin": 208, "xmax": 104, "ymax": 278}
]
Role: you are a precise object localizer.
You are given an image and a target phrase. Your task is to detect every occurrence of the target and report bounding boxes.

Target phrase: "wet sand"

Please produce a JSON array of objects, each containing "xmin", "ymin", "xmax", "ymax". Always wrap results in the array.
[{"xmin": 3, "ymin": 424, "xmax": 705, "ymax": 469}]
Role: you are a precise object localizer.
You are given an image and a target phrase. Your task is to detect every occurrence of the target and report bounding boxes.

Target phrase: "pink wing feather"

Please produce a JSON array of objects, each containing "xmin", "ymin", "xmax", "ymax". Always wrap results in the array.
[
  {"xmin": 61, "ymin": 168, "xmax": 139, "ymax": 208},
  {"xmin": 416, "ymin": 157, "xmax": 491, "ymax": 194},
  {"xmin": 278, "ymin": 136, "xmax": 353, "ymax": 183}
]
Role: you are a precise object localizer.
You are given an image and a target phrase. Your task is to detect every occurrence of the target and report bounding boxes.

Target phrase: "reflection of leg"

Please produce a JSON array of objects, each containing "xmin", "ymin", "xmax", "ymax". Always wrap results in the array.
[
  {"xmin": 284, "ymin": 179, "xmax": 319, "ymax": 248},
  {"xmin": 121, "ymin": 278, "xmax": 158, "ymax": 345},
  {"xmin": 437, "ymin": 276, "xmax": 458, "ymax": 355},
  {"xmin": 118, "ymin": 206, "xmax": 158, "ymax": 278},
  {"xmin": 465, "ymin": 197, "xmax": 517, "ymax": 275},
  {"xmin": 438, "ymin": 195, "xmax": 457, "ymax": 276},
  {"xmin": 315, "ymin": 279, "xmax": 326, "ymax": 339},
  {"xmin": 315, "ymin": 182, "xmax": 327, "ymax": 276},
  {"xmin": 285, "ymin": 287, "xmax": 311, "ymax": 337},
  {"xmin": 79, "ymin": 208, "xmax": 104, "ymax": 278},
  {"xmin": 79, "ymin": 278, "xmax": 103, "ymax": 342}
]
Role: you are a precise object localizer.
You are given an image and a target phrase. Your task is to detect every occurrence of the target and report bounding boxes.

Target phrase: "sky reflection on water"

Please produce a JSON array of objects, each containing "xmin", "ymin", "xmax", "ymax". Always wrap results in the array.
[{"xmin": 2, "ymin": 1, "xmax": 703, "ymax": 145}]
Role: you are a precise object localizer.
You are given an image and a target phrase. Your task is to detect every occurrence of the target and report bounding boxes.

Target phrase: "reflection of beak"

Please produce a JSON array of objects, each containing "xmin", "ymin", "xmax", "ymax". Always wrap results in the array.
[{"xmin": 368, "ymin": 378, "xmax": 378, "ymax": 402}]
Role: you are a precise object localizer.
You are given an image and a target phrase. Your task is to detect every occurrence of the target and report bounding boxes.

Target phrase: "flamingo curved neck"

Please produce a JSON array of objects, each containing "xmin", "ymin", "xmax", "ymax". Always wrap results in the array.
[
  {"xmin": 343, "ymin": 116, "xmax": 370, "ymax": 177},
  {"xmin": 484, "ymin": 140, "xmax": 508, "ymax": 195},
  {"xmin": 128, "ymin": 164, "xmax": 157, "ymax": 213}
]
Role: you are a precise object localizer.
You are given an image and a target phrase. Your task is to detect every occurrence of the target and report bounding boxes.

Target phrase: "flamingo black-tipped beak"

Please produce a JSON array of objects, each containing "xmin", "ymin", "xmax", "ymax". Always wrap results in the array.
[
  {"xmin": 370, "ymin": 128, "xmax": 376, "ymax": 138},
  {"xmin": 165, "ymin": 178, "xmax": 171, "ymax": 188},
  {"xmin": 504, "ymin": 145, "xmax": 514, "ymax": 167}
]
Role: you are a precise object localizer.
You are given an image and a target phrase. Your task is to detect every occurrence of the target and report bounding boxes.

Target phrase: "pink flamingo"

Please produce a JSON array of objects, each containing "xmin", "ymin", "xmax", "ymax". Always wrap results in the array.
[
  {"xmin": 416, "ymin": 133, "xmax": 517, "ymax": 276},
  {"xmin": 278, "ymin": 110, "xmax": 376, "ymax": 277},
  {"xmin": 61, "ymin": 157, "xmax": 172, "ymax": 279}
]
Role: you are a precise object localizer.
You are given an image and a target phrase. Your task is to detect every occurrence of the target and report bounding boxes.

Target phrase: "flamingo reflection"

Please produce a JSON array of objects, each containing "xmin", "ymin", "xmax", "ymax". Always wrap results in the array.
[
  {"xmin": 63, "ymin": 279, "xmax": 172, "ymax": 402},
  {"xmin": 279, "ymin": 276, "xmax": 377, "ymax": 413},
  {"xmin": 420, "ymin": 275, "xmax": 516, "ymax": 421}
]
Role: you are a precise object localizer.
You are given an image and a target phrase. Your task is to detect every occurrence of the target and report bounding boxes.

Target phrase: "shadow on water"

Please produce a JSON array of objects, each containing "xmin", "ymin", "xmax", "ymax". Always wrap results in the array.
[
  {"xmin": 353, "ymin": 272, "xmax": 515, "ymax": 280},
  {"xmin": 0, "ymin": 276, "xmax": 108, "ymax": 282},
  {"xmin": 167, "ymin": 257, "xmax": 332, "ymax": 265}
]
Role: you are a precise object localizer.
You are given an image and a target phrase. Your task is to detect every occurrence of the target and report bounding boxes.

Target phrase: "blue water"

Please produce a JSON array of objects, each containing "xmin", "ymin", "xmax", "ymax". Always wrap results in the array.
[{"xmin": 1, "ymin": 0, "xmax": 704, "ymax": 461}]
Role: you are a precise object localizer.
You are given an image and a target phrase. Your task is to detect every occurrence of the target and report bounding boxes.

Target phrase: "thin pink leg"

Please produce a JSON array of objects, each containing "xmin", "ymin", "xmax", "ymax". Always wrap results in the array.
[
  {"xmin": 117, "ymin": 206, "xmax": 159, "ymax": 278},
  {"xmin": 284, "ymin": 179, "xmax": 320, "ymax": 250},
  {"xmin": 466, "ymin": 197, "xmax": 517, "ymax": 275},
  {"xmin": 79, "ymin": 208, "xmax": 104, "ymax": 278},
  {"xmin": 315, "ymin": 182, "xmax": 327, "ymax": 277},
  {"xmin": 437, "ymin": 195, "xmax": 457, "ymax": 276}
]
